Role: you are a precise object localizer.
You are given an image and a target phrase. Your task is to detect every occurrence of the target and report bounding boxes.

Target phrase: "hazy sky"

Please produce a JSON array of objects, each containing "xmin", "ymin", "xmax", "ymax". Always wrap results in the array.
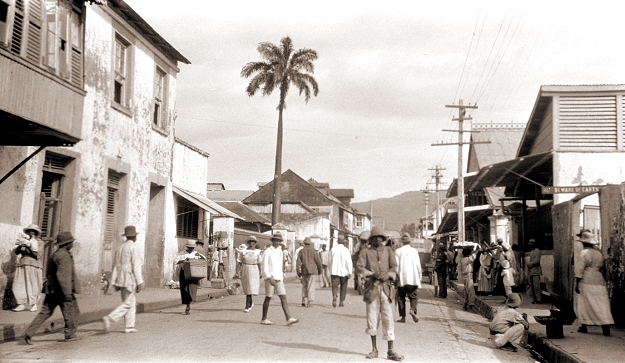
[{"xmin": 125, "ymin": 0, "xmax": 624, "ymax": 202}]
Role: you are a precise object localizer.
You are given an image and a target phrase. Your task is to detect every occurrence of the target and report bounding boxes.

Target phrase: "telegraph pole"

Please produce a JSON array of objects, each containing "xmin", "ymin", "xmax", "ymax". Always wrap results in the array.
[
  {"xmin": 420, "ymin": 187, "xmax": 431, "ymax": 238},
  {"xmin": 432, "ymin": 99, "xmax": 486, "ymax": 243},
  {"xmin": 427, "ymin": 165, "xmax": 445, "ymax": 232}
]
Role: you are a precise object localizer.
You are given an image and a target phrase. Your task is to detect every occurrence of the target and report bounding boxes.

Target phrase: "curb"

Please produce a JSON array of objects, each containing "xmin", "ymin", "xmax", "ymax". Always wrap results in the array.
[
  {"xmin": 448, "ymin": 280, "xmax": 583, "ymax": 363},
  {"xmin": 1, "ymin": 289, "xmax": 229, "ymax": 344}
]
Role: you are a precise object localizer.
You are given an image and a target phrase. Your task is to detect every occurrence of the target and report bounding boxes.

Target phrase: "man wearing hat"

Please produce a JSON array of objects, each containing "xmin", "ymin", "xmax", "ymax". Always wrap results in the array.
[
  {"xmin": 174, "ymin": 239, "xmax": 207, "ymax": 315},
  {"xmin": 395, "ymin": 232, "xmax": 422, "ymax": 323},
  {"xmin": 260, "ymin": 231, "xmax": 299, "ymax": 326},
  {"xmin": 489, "ymin": 293, "xmax": 529, "ymax": 352},
  {"xmin": 297, "ymin": 236, "xmax": 323, "ymax": 307},
  {"xmin": 329, "ymin": 235, "xmax": 353, "ymax": 307},
  {"xmin": 102, "ymin": 226, "xmax": 144, "ymax": 333},
  {"xmin": 357, "ymin": 226, "xmax": 403, "ymax": 361},
  {"xmin": 526, "ymin": 238, "xmax": 542, "ymax": 304},
  {"xmin": 23, "ymin": 231, "xmax": 80, "ymax": 344},
  {"xmin": 12, "ymin": 224, "xmax": 43, "ymax": 312}
]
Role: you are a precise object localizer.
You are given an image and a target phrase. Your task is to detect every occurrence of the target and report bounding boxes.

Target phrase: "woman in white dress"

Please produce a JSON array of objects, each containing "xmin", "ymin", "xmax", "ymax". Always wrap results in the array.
[
  {"xmin": 574, "ymin": 231, "xmax": 613, "ymax": 336},
  {"xmin": 238, "ymin": 236, "xmax": 261, "ymax": 312},
  {"xmin": 12, "ymin": 224, "xmax": 43, "ymax": 312}
]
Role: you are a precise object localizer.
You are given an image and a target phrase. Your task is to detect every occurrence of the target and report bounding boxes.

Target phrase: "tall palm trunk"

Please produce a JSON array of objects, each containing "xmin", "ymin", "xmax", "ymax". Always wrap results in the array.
[{"xmin": 271, "ymin": 103, "xmax": 284, "ymax": 225}]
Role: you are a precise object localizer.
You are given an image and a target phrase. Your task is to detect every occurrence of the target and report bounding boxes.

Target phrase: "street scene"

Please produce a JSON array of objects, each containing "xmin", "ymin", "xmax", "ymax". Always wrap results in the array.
[{"xmin": 2, "ymin": 1, "xmax": 625, "ymax": 363}]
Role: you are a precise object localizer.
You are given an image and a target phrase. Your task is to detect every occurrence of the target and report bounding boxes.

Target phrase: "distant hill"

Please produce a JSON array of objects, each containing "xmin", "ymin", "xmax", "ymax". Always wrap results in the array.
[{"xmin": 352, "ymin": 191, "xmax": 447, "ymax": 232}]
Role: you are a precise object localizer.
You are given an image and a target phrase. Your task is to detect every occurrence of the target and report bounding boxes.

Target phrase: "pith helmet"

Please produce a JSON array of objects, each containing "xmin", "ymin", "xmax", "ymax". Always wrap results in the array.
[{"xmin": 369, "ymin": 226, "xmax": 385, "ymax": 240}]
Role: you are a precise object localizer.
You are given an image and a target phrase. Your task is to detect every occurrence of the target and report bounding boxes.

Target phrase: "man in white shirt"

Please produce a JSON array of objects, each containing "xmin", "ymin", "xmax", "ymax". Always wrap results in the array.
[
  {"xmin": 329, "ymin": 235, "xmax": 353, "ymax": 307},
  {"xmin": 395, "ymin": 233, "xmax": 422, "ymax": 323},
  {"xmin": 261, "ymin": 232, "xmax": 299, "ymax": 326}
]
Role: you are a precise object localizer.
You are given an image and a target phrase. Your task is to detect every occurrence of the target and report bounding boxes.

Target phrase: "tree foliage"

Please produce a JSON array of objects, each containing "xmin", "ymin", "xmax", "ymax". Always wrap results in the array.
[{"xmin": 401, "ymin": 223, "xmax": 416, "ymax": 238}]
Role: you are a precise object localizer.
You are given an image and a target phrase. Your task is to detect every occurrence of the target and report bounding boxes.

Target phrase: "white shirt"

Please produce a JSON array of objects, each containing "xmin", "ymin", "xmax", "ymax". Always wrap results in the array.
[
  {"xmin": 262, "ymin": 245, "xmax": 284, "ymax": 281},
  {"xmin": 395, "ymin": 244, "xmax": 422, "ymax": 287},
  {"xmin": 329, "ymin": 244, "xmax": 353, "ymax": 277}
]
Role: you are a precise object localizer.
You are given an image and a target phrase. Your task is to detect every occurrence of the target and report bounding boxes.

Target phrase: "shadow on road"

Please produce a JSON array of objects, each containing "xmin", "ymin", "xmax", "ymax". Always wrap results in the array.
[{"xmin": 263, "ymin": 340, "xmax": 362, "ymax": 356}]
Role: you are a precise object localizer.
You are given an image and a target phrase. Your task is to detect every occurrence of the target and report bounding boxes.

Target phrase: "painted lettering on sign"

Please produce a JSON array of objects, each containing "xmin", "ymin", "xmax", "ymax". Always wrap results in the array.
[{"xmin": 541, "ymin": 186, "xmax": 601, "ymax": 194}]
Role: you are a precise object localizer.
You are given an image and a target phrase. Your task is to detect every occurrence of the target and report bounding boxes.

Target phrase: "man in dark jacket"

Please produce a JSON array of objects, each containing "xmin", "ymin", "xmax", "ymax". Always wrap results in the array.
[
  {"xmin": 434, "ymin": 244, "xmax": 448, "ymax": 298},
  {"xmin": 297, "ymin": 237, "xmax": 323, "ymax": 307},
  {"xmin": 357, "ymin": 226, "xmax": 403, "ymax": 361},
  {"xmin": 23, "ymin": 231, "xmax": 80, "ymax": 345}
]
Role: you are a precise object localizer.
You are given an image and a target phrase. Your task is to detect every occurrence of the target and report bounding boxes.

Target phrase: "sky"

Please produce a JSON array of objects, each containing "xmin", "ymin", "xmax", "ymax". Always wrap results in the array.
[{"xmin": 125, "ymin": 0, "xmax": 624, "ymax": 202}]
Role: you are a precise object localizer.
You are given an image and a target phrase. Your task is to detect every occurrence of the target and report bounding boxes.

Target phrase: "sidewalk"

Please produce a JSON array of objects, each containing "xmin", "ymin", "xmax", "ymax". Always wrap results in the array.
[
  {"xmin": 449, "ymin": 279, "xmax": 625, "ymax": 363},
  {"xmin": 0, "ymin": 285, "xmax": 229, "ymax": 344}
]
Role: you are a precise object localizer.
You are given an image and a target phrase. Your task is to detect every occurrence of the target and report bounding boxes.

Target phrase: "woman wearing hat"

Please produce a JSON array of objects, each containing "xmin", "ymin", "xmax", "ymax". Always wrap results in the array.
[
  {"xmin": 574, "ymin": 231, "xmax": 613, "ymax": 336},
  {"xmin": 12, "ymin": 224, "xmax": 43, "ymax": 312},
  {"xmin": 174, "ymin": 240, "xmax": 207, "ymax": 315},
  {"xmin": 238, "ymin": 236, "xmax": 262, "ymax": 312}
]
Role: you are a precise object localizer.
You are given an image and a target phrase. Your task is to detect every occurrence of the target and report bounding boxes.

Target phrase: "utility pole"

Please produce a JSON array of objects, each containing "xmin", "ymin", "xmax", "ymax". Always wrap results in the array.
[
  {"xmin": 432, "ymin": 99, "xmax": 487, "ymax": 243},
  {"xmin": 420, "ymin": 187, "xmax": 431, "ymax": 238},
  {"xmin": 427, "ymin": 165, "xmax": 445, "ymax": 233}
]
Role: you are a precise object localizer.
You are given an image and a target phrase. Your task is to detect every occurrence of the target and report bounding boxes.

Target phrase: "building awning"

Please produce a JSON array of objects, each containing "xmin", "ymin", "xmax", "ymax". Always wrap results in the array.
[
  {"xmin": 173, "ymin": 185, "xmax": 242, "ymax": 219},
  {"xmin": 448, "ymin": 152, "xmax": 553, "ymax": 199},
  {"xmin": 1, "ymin": 109, "xmax": 80, "ymax": 146},
  {"xmin": 436, "ymin": 205, "xmax": 493, "ymax": 234}
]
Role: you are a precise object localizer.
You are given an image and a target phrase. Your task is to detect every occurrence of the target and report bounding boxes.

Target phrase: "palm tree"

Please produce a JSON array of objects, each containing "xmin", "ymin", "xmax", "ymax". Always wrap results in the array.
[{"xmin": 241, "ymin": 36, "xmax": 319, "ymax": 225}]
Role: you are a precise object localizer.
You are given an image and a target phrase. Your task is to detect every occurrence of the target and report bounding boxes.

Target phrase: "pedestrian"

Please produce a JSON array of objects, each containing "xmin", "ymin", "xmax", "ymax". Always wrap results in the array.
[
  {"xmin": 459, "ymin": 244, "xmax": 478, "ymax": 311},
  {"xmin": 395, "ymin": 232, "xmax": 422, "ymax": 323},
  {"xmin": 297, "ymin": 236, "xmax": 323, "ymax": 307},
  {"xmin": 23, "ymin": 231, "xmax": 80, "ymax": 345},
  {"xmin": 526, "ymin": 238, "xmax": 542, "ymax": 304},
  {"xmin": 210, "ymin": 246, "xmax": 220, "ymax": 279},
  {"xmin": 101, "ymin": 225, "xmax": 144, "ymax": 334},
  {"xmin": 489, "ymin": 293, "xmax": 529, "ymax": 352},
  {"xmin": 353, "ymin": 231, "xmax": 370, "ymax": 293},
  {"xmin": 293, "ymin": 239, "xmax": 304, "ymax": 282},
  {"xmin": 175, "ymin": 240, "xmax": 207, "ymax": 315},
  {"xmin": 319, "ymin": 243, "xmax": 331, "ymax": 287},
  {"xmin": 239, "ymin": 235, "xmax": 261, "ymax": 313},
  {"xmin": 357, "ymin": 226, "xmax": 403, "ymax": 361},
  {"xmin": 329, "ymin": 235, "xmax": 352, "ymax": 307},
  {"xmin": 477, "ymin": 242, "xmax": 494, "ymax": 296},
  {"xmin": 574, "ymin": 230, "xmax": 614, "ymax": 336},
  {"xmin": 12, "ymin": 224, "xmax": 43, "ymax": 312},
  {"xmin": 281, "ymin": 244, "xmax": 291, "ymax": 274},
  {"xmin": 501, "ymin": 260, "xmax": 516, "ymax": 304},
  {"xmin": 434, "ymin": 244, "xmax": 448, "ymax": 298},
  {"xmin": 235, "ymin": 243, "xmax": 248, "ymax": 277},
  {"xmin": 260, "ymin": 232, "xmax": 299, "ymax": 326}
]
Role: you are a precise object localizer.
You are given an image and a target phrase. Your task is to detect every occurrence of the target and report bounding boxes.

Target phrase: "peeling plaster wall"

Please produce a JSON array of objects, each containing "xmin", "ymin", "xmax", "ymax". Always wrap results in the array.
[
  {"xmin": 172, "ymin": 142, "xmax": 208, "ymax": 194},
  {"xmin": 553, "ymin": 153, "xmax": 625, "ymax": 204}
]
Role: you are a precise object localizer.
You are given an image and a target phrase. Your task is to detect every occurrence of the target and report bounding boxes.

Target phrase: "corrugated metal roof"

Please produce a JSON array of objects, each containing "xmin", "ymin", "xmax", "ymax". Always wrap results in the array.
[
  {"xmin": 207, "ymin": 190, "xmax": 254, "ymax": 202},
  {"xmin": 216, "ymin": 201, "xmax": 271, "ymax": 224}
]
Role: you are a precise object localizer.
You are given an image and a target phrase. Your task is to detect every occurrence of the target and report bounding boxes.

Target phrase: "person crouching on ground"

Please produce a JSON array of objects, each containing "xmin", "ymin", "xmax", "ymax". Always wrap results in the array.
[
  {"xmin": 489, "ymin": 293, "xmax": 529, "ymax": 352},
  {"xmin": 357, "ymin": 226, "xmax": 403, "ymax": 361}
]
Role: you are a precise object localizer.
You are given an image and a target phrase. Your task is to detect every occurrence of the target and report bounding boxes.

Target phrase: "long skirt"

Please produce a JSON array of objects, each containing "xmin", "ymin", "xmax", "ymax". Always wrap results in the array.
[
  {"xmin": 241, "ymin": 264, "xmax": 260, "ymax": 295},
  {"xmin": 574, "ymin": 282, "xmax": 614, "ymax": 325},
  {"xmin": 477, "ymin": 267, "xmax": 492, "ymax": 293},
  {"xmin": 179, "ymin": 269, "xmax": 200, "ymax": 305},
  {"xmin": 12, "ymin": 265, "xmax": 42, "ymax": 306}
]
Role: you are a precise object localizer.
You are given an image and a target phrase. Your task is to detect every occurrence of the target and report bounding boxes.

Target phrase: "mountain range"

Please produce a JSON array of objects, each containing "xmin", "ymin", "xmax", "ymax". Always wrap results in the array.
[{"xmin": 352, "ymin": 191, "xmax": 447, "ymax": 232}]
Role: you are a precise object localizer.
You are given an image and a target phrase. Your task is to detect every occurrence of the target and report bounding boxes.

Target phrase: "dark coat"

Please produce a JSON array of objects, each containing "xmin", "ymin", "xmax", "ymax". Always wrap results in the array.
[
  {"xmin": 357, "ymin": 244, "xmax": 398, "ymax": 303},
  {"xmin": 297, "ymin": 245, "xmax": 322, "ymax": 276},
  {"xmin": 43, "ymin": 246, "xmax": 79, "ymax": 297}
]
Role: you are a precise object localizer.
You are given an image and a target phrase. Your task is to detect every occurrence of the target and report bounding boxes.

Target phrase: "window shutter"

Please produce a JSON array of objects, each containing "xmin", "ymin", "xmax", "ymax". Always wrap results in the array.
[
  {"xmin": 559, "ymin": 96, "xmax": 617, "ymax": 150},
  {"xmin": 43, "ymin": 153, "xmax": 70, "ymax": 173},
  {"xmin": 10, "ymin": 0, "xmax": 24, "ymax": 55},
  {"xmin": 26, "ymin": 0, "xmax": 42, "ymax": 64}
]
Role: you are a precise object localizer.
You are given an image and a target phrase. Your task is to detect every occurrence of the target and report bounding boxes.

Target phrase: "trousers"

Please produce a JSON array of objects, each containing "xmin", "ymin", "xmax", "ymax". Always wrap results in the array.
[
  {"xmin": 397, "ymin": 285, "xmax": 418, "ymax": 317},
  {"xmin": 491, "ymin": 323, "xmax": 524, "ymax": 347},
  {"xmin": 331, "ymin": 275, "xmax": 349, "ymax": 303},
  {"xmin": 25, "ymin": 293, "xmax": 80, "ymax": 339},
  {"xmin": 365, "ymin": 284, "xmax": 395, "ymax": 340},
  {"xmin": 106, "ymin": 288, "xmax": 136, "ymax": 328}
]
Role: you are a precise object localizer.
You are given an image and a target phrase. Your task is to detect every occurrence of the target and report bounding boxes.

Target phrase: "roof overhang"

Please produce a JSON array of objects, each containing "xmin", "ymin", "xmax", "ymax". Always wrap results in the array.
[
  {"xmin": 436, "ymin": 205, "xmax": 493, "ymax": 234},
  {"xmin": 1, "ymin": 109, "xmax": 80, "ymax": 146},
  {"xmin": 173, "ymin": 185, "xmax": 241, "ymax": 219}
]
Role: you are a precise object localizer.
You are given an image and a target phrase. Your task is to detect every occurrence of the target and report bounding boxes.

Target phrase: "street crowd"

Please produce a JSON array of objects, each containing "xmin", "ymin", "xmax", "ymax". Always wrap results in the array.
[{"xmin": 10, "ymin": 222, "xmax": 614, "ymax": 360}]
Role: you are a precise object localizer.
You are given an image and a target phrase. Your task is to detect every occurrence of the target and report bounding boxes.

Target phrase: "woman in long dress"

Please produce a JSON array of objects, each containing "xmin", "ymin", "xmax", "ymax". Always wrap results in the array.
[
  {"xmin": 175, "ymin": 240, "xmax": 206, "ymax": 315},
  {"xmin": 574, "ymin": 231, "xmax": 614, "ymax": 336},
  {"xmin": 238, "ymin": 236, "xmax": 261, "ymax": 312},
  {"xmin": 12, "ymin": 224, "xmax": 43, "ymax": 312},
  {"xmin": 477, "ymin": 246, "xmax": 493, "ymax": 296}
]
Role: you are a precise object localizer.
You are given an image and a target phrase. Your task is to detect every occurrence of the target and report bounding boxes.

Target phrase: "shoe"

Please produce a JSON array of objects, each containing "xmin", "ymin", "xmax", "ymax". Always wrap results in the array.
[
  {"xmin": 365, "ymin": 349, "xmax": 378, "ymax": 359},
  {"xmin": 29, "ymin": 304, "xmax": 37, "ymax": 312},
  {"xmin": 102, "ymin": 316, "xmax": 111, "ymax": 333},
  {"xmin": 250, "ymin": 302, "xmax": 254, "ymax": 310},
  {"xmin": 185, "ymin": 305, "xmax": 190, "ymax": 315},
  {"xmin": 62, "ymin": 336, "xmax": 81, "ymax": 342},
  {"xmin": 409, "ymin": 309, "xmax": 419, "ymax": 323},
  {"xmin": 500, "ymin": 342, "xmax": 518, "ymax": 352},
  {"xmin": 577, "ymin": 326, "xmax": 588, "ymax": 333},
  {"xmin": 332, "ymin": 298, "xmax": 337, "ymax": 308},
  {"xmin": 13, "ymin": 304, "xmax": 25, "ymax": 312},
  {"xmin": 244, "ymin": 308, "xmax": 251, "ymax": 313},
  {"xmin": 602, "ymin": 326, "xmax": 610, "ymax": 336},
  {"xmin": 286, "ymin": 318, "xmax": 299, "ymax": 326},
  {"xmin": 124, "ymin": 328, "xmax": 139, "ymax": 333},
  {"xmin": 339, "ymin": 302, "xmax": 344, "ymax": 307},
  {"xmin": 24, "ymin": 335, "xmax": 33, "ymax": 345},
  {"xmin": 396, "ymin": 317, "xmax": 406, "ymax": 323},
  {"xmin": 261, "ymin": 319, "xmax": 273, "ymax": 325},
  {"xmin": 387, "ymin": 350, "xmax": 404, "ymax": 361}
]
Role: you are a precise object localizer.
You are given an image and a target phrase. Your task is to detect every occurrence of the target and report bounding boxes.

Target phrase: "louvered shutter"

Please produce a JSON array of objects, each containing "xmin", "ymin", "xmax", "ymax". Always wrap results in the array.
[
  {"xmin": 10, "ymin": 0, "xmax": 24, "ymax": 55},
  {"xmin": 559, "ymin": 96, "xmax": 617, "ymax": 150},
  {"xmin": 26, "ymin": 0, "xmax": 42, "ymax": 64}
]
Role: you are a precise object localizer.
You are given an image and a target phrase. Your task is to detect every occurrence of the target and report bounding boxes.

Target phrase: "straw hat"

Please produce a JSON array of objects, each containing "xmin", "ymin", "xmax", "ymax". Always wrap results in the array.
[
  {"xmin": 55, "ymin": 231, "xmax": 75, "ymax": 246},
  {"xmin": 247, "ymin": 235, "xmax": 258, "ymax": 244},
  {"xmin": 185, "ymin": 240, "xmax": 198, "ymax": 248},
  {"xmin": 122, "ymin": 226, "xmax": 138, "ymax": 237},
  {"xmin": 578, "ymin": 231, "xmax": 598, "ymax": 245},
  {"xmin": 237, "ymin": 244, "xmax": 248, "ymax": 252},
  {"xmin": 23, "ymin": 224, "xmax": 41, "ymax": 237},
  {"xmin": 506, "ymin": 293, "xmax": 522, "ymax": 308},
  {"xmin": 271, "ymin": 232, "xmax": 284, "ymax": 242}
]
